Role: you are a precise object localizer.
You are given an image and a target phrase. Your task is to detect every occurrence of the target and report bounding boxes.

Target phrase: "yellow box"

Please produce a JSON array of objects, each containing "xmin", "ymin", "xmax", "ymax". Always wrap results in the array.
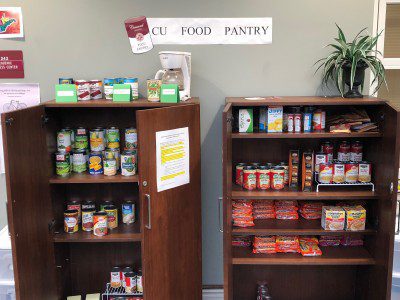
[
  {"xmin": 321, "ymin": 206, "xmax": 345, "ymax": 231},
  {"xmin": 344, "ymin": 206, "xmax": 366, "ymax": 231},
  {"xmin": 267, "ymin": 106, "xmax": 283, "ymax": 133}
]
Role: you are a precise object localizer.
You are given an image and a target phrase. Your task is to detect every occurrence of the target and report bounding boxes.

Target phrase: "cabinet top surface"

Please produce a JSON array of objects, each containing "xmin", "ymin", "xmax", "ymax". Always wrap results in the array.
[
  {"xmin": 43, "ymin": 97, "xmax": 199, "ymax": 108},
  {"xmin": 226, "ymin": 96, "xmax": 387, "ymax": 106}
]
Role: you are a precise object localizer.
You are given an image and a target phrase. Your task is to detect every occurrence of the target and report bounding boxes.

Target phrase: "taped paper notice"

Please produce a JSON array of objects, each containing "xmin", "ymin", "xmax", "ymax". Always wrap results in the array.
[{"xmin": 156, "ymin": 127, "xmax": 190, "ymax": 192}]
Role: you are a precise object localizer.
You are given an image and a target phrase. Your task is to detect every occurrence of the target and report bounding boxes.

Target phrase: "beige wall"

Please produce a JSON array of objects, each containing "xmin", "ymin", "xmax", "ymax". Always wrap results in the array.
[{"xmin": 0, "ymin": 0, "xmax": 375, "ymax": 284}]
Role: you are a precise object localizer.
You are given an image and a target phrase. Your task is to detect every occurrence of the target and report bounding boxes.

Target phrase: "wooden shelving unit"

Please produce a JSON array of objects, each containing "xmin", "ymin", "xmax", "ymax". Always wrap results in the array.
[
  {"xmin": 49, "ymin": 173, "xmax": 139, "ymax": 184},
  {"xmin": 223, "ymin": 97, "xmax": 400, "ymax": 300}
]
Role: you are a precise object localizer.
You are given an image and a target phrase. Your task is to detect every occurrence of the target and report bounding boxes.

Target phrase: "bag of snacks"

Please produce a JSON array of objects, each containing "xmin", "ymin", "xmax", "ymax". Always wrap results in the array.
[
  {"xmin": 299, "ymin": 237, "xmax": 322, "ymax": 256},
  {"xmin": 275, "ymin": 200, "xmax": 299, "ymax": 220},
  {"xmin": 253, "ymin": 236, "xmax": 276, "ymax": 254},
  {"xmin": 340, "ymin": 235, "xmax": 364, "ymax": 246},
  {"xmin": 319, "ymin": 235, "xmax": 342, "ymax": 247},
  {"xmin": 253, "ymin": 200, "xmax": 275, "ymax": 219},
  {"xmin": 232, "ymin": 200, "xmax": 255, "ymax": 227},
  {"xmin": 299, "ymin": 202, "xmax": 323, "ymax": 220},
  {"xmin": 232, "ymin": 235, "xmax": 252, "ymax": 247},
  {"xmin": 276, "ymin": 235, "xmax": 300, "ymax": 253}
]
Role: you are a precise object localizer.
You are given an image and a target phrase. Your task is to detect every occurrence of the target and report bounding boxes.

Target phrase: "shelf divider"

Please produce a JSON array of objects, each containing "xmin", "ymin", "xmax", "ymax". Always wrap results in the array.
[{"xmin": 49, "ymin": 173, "xmax": 139, "ymax": 184}]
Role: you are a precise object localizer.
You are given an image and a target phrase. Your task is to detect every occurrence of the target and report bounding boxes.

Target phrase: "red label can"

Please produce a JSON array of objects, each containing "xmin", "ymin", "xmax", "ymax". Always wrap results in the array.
[
  {"xmin": 322, "ymin": 142, "xmax": 334, "ymax": 162},
  {"xmin": 294, "ymin": 114, "xmax": 302, "ymax": 133},
  {"xmin": 235, "ymin": 163, "xmax": 246, "ymax": 186},
  {"xmin": 75, "ymin": 80, "xmax": 91, "ymax": 101},
  {"xmin": 358, "ymin": 161, "xmax": 371, "ymax": 183},
  {"xmin": 271, "ymin": 167, "xmax": 285, "ymax": 190},
  {"xmin": 345, "ymin": 162, "xmax": 359, "ymax": 183},
  {"xmin": 287, "ymin": 114, "xmax": 294, "ymax": 132},
  {"xmin": 318, "ymin": 163, "xmax": 333, "ymax": 183},
  {"xmin": 89, "ymin": 79, "xmax": 103, "ymax": 100},
  {"xmin": 338, "ymin": 141, "xmax": 350, "ymax": 162},
  {"xmin": 242, "ymin": 166, "xmax": 256, "ymax": 190},
  {"xmin": 315, "ymin": 152, "xmax": 327, "ymax": 173},
  {"xmin": 350, "ymin": 141, "xmax": 363, "ymax": 162},
  {"xmin": 332, "ymin": 163, "xmax": 345, "ymax": 183},
  {"xmin": 256, "ymin": 166, "xmax": 270, "ymax": 190}
]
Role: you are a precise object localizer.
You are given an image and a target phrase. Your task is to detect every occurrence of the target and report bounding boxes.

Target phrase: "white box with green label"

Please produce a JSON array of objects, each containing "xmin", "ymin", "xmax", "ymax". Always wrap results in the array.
[{"xmin": 238, "ymin": 108, "xmax": 253, "ymax": 133}]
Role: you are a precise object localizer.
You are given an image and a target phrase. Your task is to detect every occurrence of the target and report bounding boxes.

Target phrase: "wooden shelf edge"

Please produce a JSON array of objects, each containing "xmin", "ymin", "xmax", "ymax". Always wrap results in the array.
[
  {"xmin": 231, "ymin": 132, "xmax": 382, "ymax": 139},
  {"xmin": 231, "ymin": 257, "xmax": 375, "ymax": 265},
  {"xmin": 232, "ymin": 227, "xmax": 377, "ymax": 236},
  {"xmin": 49, "ymin": 174, "xmax": 139, "ymax": 184},
  {"xmin": 53, "ymin": 232, "xmax": 141, "ymax": 243}
]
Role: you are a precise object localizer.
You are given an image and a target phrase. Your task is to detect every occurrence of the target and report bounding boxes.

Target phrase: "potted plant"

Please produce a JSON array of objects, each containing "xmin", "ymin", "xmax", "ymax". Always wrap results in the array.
[{"xmin": 315, "ymin": 25, "xmax": 387, "ymax": 98}]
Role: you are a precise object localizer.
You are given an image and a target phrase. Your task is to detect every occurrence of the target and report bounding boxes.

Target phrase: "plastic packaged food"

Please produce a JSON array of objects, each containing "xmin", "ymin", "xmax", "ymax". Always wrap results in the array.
[
  {"xmin": 232, "ymin": 235, "xmax": 252, "ymax": 247},
  {"xmin": 253, "ymin": 200, "xmax": 275, "ymax": 219},
  {"xmin": 299, "ymin": 202, "xmax": 323, "ymax": 220},
  {"xmin": 253, "ymin": 236, "xmax": 276, "ymax": 254},
  {"xmin": 299, "ymin": 237, "xmax": 322, "ymax": 256},
  {"xmin": 319, "ymin": 235, "xmax": 342, "ymax": 247},
  {"xmin": 340, "ymin": 235, "xmax": 364, "ymax": 246},
  {"xmin": 275, "ymin": 200, "xmax": 299, "ymax": 220},
  {"xmin": 276, "ymin": 236, "xmax": 300, "ymax": 253},
  {"xmin": 232, "ymin": 200, "xmax": 254, "ymax": 227}
]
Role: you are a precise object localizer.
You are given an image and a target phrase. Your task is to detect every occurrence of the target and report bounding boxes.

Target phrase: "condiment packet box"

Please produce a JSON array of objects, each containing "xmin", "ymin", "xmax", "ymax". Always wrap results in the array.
[
  {"xmin": 344, "ymin": 206, "xmax": 366, "ymax": 231},
  {"xmin": 238, "ymin": 108, "xmax": 253, "ymax": 133},
  {"xmin": 259, "ymin": 107, "xmax": 267, "ymax": 132},
  {"xmin": 321, "ymin": 206, "xmax": 345, "ymax": 231},
  {"xmin": 267, "ymin": 106, "xmax": 283, "ymax": 133}
]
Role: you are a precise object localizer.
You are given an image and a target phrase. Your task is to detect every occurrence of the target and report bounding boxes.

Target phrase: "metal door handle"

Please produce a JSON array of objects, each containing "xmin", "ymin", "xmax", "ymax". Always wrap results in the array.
[
  {"xmin": 218, "ymin": 197, "xmax": 223, "ymax": 233},
  {"xmin": 145, "ymin": 194, "xmax": 151, "ymax": 229}
]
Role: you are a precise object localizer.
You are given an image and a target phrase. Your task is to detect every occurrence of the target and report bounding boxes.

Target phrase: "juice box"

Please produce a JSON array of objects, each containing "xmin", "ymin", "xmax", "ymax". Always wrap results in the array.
[
  {"xmin": 344, "ymin": 206, "xmax": 366, "ymax": 231},
  {"xmin": 238, "ymin": 108, "xmax": 253, "ymax": 133},
  {"xmin": 259, "ymin": 107, "xmax": 267, "ymax": 132},
  {"xmin": 267, "ymin": 106, "xmax": 283, "ymax": 133},
  {"xmin": 321, "ymin": 206, "xmax": 345, "ymax": 231}
]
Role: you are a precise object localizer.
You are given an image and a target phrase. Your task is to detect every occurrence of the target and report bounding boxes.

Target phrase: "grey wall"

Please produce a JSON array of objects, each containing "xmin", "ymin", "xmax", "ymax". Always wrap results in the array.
[{"xmin": 0, "ymin": 0, "xmax": 375, "ymax": 285}]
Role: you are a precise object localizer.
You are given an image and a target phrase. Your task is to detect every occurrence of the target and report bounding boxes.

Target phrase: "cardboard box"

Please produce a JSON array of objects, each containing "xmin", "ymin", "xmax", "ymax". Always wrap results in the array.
[
  {"xmin": 238, "ymin": 108, "xmax": 253, "ymax": 133},
  {"xmin": 321, "ymin": 206, "xmax": 345, "ymax": 231},
  {"xmin": 344, "ymin": 206, "xmax": 366, "ymax": 231},
  {"xmin": 267, "ymin": 106, "xmax": 283, "ymax": 133}
]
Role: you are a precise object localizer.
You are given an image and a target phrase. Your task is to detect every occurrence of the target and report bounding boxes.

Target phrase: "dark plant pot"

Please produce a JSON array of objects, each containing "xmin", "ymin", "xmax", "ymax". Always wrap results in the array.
[{"xmin": 342, "ymin": 63, "xmax": 367, "ymax": 98}]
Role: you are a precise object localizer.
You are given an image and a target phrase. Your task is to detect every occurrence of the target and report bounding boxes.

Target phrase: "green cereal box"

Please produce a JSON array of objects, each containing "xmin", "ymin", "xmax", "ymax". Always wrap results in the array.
[{"xmin": 238, "ymin": 108, "xmax": 253, "ymax": 133}]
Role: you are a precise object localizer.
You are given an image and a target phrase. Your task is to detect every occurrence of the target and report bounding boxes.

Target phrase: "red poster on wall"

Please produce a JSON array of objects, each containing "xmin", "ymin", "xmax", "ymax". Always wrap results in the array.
[{"xmin": 0, "ymin": 50, "xmax": 24, "ymax": 78}]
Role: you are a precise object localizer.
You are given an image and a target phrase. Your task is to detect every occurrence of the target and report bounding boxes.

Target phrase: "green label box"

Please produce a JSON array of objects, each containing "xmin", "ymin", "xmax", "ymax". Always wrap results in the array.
[
  {"xmin": 160, "ymin": 84, "xmax": 180, "ymax": 103},
  {"xmin": 55, "ymin": 84, "xmax": 77, "ymax": 103},
  {"xmin": 113, "ymin": 84, "xmax": 131, "ymax": 102}
]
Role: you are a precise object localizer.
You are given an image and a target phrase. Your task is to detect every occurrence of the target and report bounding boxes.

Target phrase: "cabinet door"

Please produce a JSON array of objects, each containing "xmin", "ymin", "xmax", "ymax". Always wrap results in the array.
[
  {"xmin": 1, "ymin": 106, "xmax": 58, "ymax": 300},
  {"xmin": 137, "ymin": 104, "xmax": 201, "ymax": 300}
]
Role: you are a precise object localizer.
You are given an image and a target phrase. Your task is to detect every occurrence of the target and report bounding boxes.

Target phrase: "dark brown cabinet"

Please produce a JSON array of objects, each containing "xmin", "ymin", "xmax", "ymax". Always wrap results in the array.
[
  {"xmin": 1, "ymin": 99, "xmax": 202, "ymax": 300},
  {"xmin": 223, "ymin": 97, "xmax": 400, "ymax": 300}
]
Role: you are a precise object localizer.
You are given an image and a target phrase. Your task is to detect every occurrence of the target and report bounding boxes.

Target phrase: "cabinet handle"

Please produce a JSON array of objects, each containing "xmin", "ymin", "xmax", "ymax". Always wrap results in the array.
[
  {"xmin": 396, "ymin": 200, "xmax": 400, "ymax": 235},
  {"xmin": 145, "ymin": 194, "xmax": 151, "ymax": 230},
  {"xmin": 218, "ymin": 197, "xmax": 223, "ymax": 233}
]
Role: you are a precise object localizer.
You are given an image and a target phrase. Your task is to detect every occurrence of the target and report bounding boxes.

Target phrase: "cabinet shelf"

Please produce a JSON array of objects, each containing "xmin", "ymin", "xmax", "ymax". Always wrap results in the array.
[
  {"xmin": 53, "ymin": 223, "xmax": 141, "ymax": 243},
  {"xmin": 231, "ymin": 185, "xmax": 378, "ymax": 200},
  {"xmin": 232, "ymin": 219, "xmax": 377, "ymax": 236},
  {"xmin": 232, "ymin": 246, "xmax": 375, "ymax": 265},
  {"xmin": 231, "ymin": 132, "xmax": 382, "ymax": 139},
  {"xmin": 49, "ymin": 173, "xmax": 139, "ymax": 184}
]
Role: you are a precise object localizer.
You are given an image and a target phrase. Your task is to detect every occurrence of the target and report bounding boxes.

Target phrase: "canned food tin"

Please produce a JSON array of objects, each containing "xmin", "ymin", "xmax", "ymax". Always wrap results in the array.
[
  {"xmin": 64, "ymin": 209, "xmax": 78, "ymax": 233},
  {"xmin": 110, "ymin": 267, "xmax": 122, "ymax": 288},
  {"xmin": 90, "ymin": 128, "xmax": 105, "ymax": 151},
  {"xmin": 82, "ymin": 200, "xmax": 96, "ymax": 211},
  {"xmin": 358, "ymin": 161, "xmax": 371, "ymax": 183},
  {"xmin": 104, "ymin": 159, "xmax": 117, "ymax": 176},
  {"xmin": 350, "ymin": 141, "xmax": 363, "ymax": 162},
  {"xmin": 256, "ymin": 165, "xmax": 270, "ymax": 190},
  {"xmin": 57, "ymin": 129, "xmax": 72, "ymax": 153},
  {"xmin": 56, "ymin": 152, "xmax": 71, "ymax": 177},
  {"xmin": 147, "ymin": 79, "xmax": 162, "ymax": 102},
  {"xmin": 125, "ymin": 128, "xmax": 138, "ymax": 150},
  {"xmin": 59, "ymin": 78, "xmax": 74, "ymax": 84},
  {"xmin": 136, "ymin": 269, "xmax": 143, "ymax": 293},
  {"xmin": 235, "ymin": 163, "xmax": 246, "ymax": 186},
  {"xmin": 106, "ymin": 127, "xmax": 120, "ymax": 149},
  {"xmin": 345, "ymin": 162, "xmax": 359, "ymax": 183},
  {"xmin": 67, "ymin": 200, "xmax": 81, "ymax": 223},
  {"xmin": 89, "ymin": 79, "xmax": 103, "ymax": 99},
  {"xmin": 72, "ymin": 150, "xmax": 87, "ymax": 173},
  {"xmin": 313, "ymin": 109, "xmax": 326, "ymax": 131},
  {"xmin": 303, "ymin": 107, "xmax": 313, "ymax": 133},
  {"xmin": 89, "ymin": 151, "xmax": 103, "ymax": 175},
  {"xmin": 333, "ymin": 163, "xmax": 345, "ymax": 183},
  {"xmin": 82, "ymin": 208, "xmax": 94, "ymax": 232},
  {"xmin": 319, "ymin": 163, "xmax": 333, "ymax": 183},
  {"xmin": 271, "ymin": 166, "xmax": 285, "ymax": 190},
  {"xmin": 314, "ymin": 152, "xmax": 327, "ymax": 173},
  {"xmin": 74, "ymin": 127, "xmax": 88, "ymax": 150},
  {"xmin": 105, "ymin": 148, "xmax": 120, "ymax": 170},
  {"xmin": 104, "ymin": 78, "xmax": 115, "ymax": 100},
  {"xmin": 115, "ymin": 78, "xmax": 124, "ymax": 84},
  {"xmin": 322, "ymin": 141, "xmax": 334, "ymax": 163},
  {"xmin": 104, "ymin": 205, "xmax": 118, "ymax": 229},
  {"xmin": 294, "ymin": 112, "xmax": 302, "ymax": 133},
  {"xmin": 338, "ymin": 141, "xmax": 351, "ymax": 162},
  {"xmin": 125, "ymin": 272, "xmax": 136, "ymax": 294},
  {"xmin": 93, "ymin": 212, "xmax": 108, "ymax": 236},
  {"xmin": 124, "ymin": 77, "xmax": 139, "ymax": 100},
  {"xmin": 121, "ymin": 150, "xmax": 137, "ymax": 176},
  {"xmin": 75, "ymin": 80, "xmax": 91, "ymax": 101},
  {"xmin": 100, "ymin": 200, "xmax": 114, "ymax": 212},
  {"xmin": 287, "ymin": 113, "xmax": 294, "ymax": 133},
  {"xmin": 122, "ymin": 201, "xmax": 135, "ymax": 224},
  {"xmin": 242, "ymin": 166, "xmax": 257, "ymax": 190},
  {"xmin": 122, "ymin": 267, "xmax": 133, "ymax": 288}
]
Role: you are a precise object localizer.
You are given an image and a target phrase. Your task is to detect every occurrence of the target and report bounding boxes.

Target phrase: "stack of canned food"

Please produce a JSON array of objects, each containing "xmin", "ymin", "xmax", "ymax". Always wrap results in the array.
[
  {"xmin": 55, "ymin": 126, "xmax": 138, "ymax": 177},
  {"xmin": 64, "ymin": 199, "xmax": 136, "ymax": 236},
  {"xmin": 59, "ymin": 77, "xmax": 139, "ymax": 101},
  {"xmin": 316, "ymin": 140, "xmax": 372, "ymax": 184},
  {"xmin": 235, "ymin": 162, "xmax": 289, "ymax": 191},
  {"xmin": 110, "ymin": 266, "xmax": 143, "ymax": 295}
]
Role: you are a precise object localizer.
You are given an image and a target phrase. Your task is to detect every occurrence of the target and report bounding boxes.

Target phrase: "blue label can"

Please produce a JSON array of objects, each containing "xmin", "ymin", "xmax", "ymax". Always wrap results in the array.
[
  {"xmin": 303, "ymin": 112, "xmax": 313, "ymax": 132},
  {"xmin": 122, "ymin": 201, "xmax": 135, "ymax": 224},
  {"xmin": 88, "ymin": 151, "xmax": 103, "ymax": 175}
]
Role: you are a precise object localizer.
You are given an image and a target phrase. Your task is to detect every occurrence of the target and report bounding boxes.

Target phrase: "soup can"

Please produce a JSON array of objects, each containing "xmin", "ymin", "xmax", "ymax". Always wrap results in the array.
[
  {"xmin": 345, "ymin": 162, "xmax": 358, "ymax": 183},
  {"xmin": 56, "ymin": 152, "xmax": 71, "ymax": 177},
  {"xmin": 125, "ymin": 272, "xmax": 136, "ymax": 294},
  {"xmin": 235, "ymin": 163, "xmax": 246, "ymax": 186},
  {"xmin": 271, "ymin": 166, "xmax": 285, "ymax": 190},
  {"xmin": 59, "ymin": 78, "xmax": 74, "ymax": 84},
  {"xmin": 122, "ymin": 267, "xmax": 133, "ymax": 288},
  {"xmin": 358, "ymin": 161, "xmax": 371, "ymax": 183},
  {"xmin": 121, "ymin": 150, "xmax": 137, "ymax": 176},
  {"xmin": 319, "ymin": 163, "xmax": 333, "ymax": 183},
  {"xmin": 82, "ymin": 200, "xmax": 96, "ymax": 211},
  {"xmin": 350, "ymin": 141, "xmax": 363, "ymax": 162},
  {"xmin": 332, "ymin": 163, "xmax": 345, "ymax": 183},
  {"xmin": 110, "ymin": 267, "xmax": 122, "ymax": 289},
  {"xmin": 124, "ymin": 77, "xmax": 139, "ymax": 100},
  {"xmin": 105, "ymin": 148, "xmax": 120, "ymax": 170},
  {"xmin": 338, "ymin": 141, "xmax": 351, "ymax": 162},
  {"xmin": 106, "ymin": 127, "xmax": 120, "ymax": 149},
  {"xmin": 67, "ymin": 199, "xmax": 81, "ymax": 223},
  {"xmin": 104, "ymin": 205, "xmax": 118, "ymax": 229},
  {"xmin": 93, "ymin": 212, "xmax": 108, "ymax": 236},
  {"xmin": 256, "ymin": 165, "xmax": 270, "ymax": 190},
  {"xmin": 104, "ymin": 159, "xmax": 117, "ymax": 176},
  {"xmin": 313, "ymin": 109, "xmax": 326, "ymax": 131},
  {"xmin": 125, "ymin": 128, "xmax": 138, "ymax": 150},
  {"xmin": 136, "ymin": 269, "xmax": 143, "ymax": 293},
  {"xmin": 89, "ymin": 151, "xmax": 103, "ymax": 175},
  {"xmin": 90, "ymin": 128, "xmax": 105, "ymax": 152},
  {"xmin": 64, "ymin": 209, "xmax": 78, "ymax": 233},
  {"xmin": 57, "ymin": 129, "xmax": 72, "ymax": 153},
  {"xmin": 75, "ymin": 80, "xmax": 91, "ymax": 101},
  {"xmin": 74, "ymin": 127, "xmax": 88, "ymax": 150},
  {"xmin": 242, "ymin": 165, "xmax": 256, "ymax": 190},
  {"xmin": 72, "ymin": 150, "xmax": 87, "ymax": 173},
  {"xmin": 115, "ymin": 78, "xmax": 124, "ymax": 84},
  {"xmin": 89, "ymin": 79, "xmax": 103, "ymax": 99},
  {"xmin": 122, "ymin": 201, "xmax": 135, "ymax": 224},
  {"xmin": 321, "ymin": 141, "xmax": 334, "ymax": 163},
  {"xmin": 82, "ymin": 208, "xmax": 94, "ymax": 232},
  {"xmin": 104, "ymin": 78, "xmax": 115, "ymax": 100},
  {"xmin": 147, "ymin": 79, "xmax": 162, "ymax": 102},
  {"xmin": 314, "ymin": 152, "xmax": 327, "ymax": 173}
]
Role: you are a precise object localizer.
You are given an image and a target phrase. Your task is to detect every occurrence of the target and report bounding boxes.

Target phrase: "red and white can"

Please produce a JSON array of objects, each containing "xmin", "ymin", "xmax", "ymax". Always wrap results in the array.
[
  {"xmin": 345, "ymin": 162, "xmax": 358, "ymax": 183},
  {"xmin": 256, "ymin": 165, "xmax": 270, "ymax": 190},
  {"xmin": 322, "ymin": 142, "xmax": 334, "ymax": 163},
  {"xmin": 287, "ymin": 114, "xmax": 294, "ymax": 132},
  {"xmin": 332, "ymin": 163, "xmax": 345, "ymax": 183},
  {"xmin": 358, "ymin": 161, "xmax": 371, "ymax": 183},
  {"xmin": 124, "ymin": 16, "xmax": 154, "ymax": 54},
  {"xmin": 294, "ymin": 114, "xmax": 302, "ymax": 133},
  {"xmin": 350, "ymin": 141, "xmax": 363, "ymax": 162},
  {"xmin": 235, "ymin": 163, "xmax": 246, "ymax": 186},
  {"xmin": 242, "ymin": 166, "xmax": 257, "ymax": 190},
  {"xmin": 338, "ymin": 141, "xmax": 351, "ymax": 162},
  {"xmin": 315, "ymin": 152, "xmax": 327, "ymax": 173},
  {"xmin": 313, "ymin": 109, "xmax": 326, "ymax": 131},
  {"xmin": 75, "ymin": 80, "xmax": 91, "ymax": 101},
  {"xmin": 89, "ymin": 80, "xmax": 103, "ymax": 99},
  {"xmin": 318, "ymin": 163, "xmax": 333, "ymax": 183}
]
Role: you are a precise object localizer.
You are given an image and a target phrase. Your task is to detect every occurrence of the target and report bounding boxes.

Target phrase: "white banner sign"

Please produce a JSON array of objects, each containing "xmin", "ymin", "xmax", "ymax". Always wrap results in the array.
[{"xmin": 147, "ymin": 18, "xmax": 272, "ymax": 45}]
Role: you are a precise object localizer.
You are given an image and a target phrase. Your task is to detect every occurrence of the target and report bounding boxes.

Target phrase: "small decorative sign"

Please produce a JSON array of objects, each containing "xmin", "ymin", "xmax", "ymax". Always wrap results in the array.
[
  {"xmin": 113, "ymin": 84, "xmax": 131, "ymax": 102},
  {"xmin": 0, "ymin": 7, "xmax": 23, "ymax": 39},
  {"xmin": 160, "ymin": 84, "xmax": 179, "ymax": 103},
  {"xmin": 0, "ymin": 50, "xmax": 24, "ymax": 78},
  {"xmin": 55, "ymin": 84, "xmax": 77, "ymax": 103}
]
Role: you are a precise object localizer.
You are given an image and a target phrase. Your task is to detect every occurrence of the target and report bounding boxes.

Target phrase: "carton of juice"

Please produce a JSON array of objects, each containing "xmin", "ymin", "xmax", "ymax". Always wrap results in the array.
[
  {"xmin": 259, "ymin": 107, "xmax": 267, "ymax": 132},
  {"xmin": 321, "ymin": 206, "xmax": 345, "ymax": 231},
  {"xmin": 344, "ymin": 206, "xmax": 366, "ymax": 231},
  {"xmin": 238, "ymin": 108, "xmax": 253, "ymax": 133},
  {"xmin": 267, "ymin": 106, "xmax": 283, "ymax": 133}
]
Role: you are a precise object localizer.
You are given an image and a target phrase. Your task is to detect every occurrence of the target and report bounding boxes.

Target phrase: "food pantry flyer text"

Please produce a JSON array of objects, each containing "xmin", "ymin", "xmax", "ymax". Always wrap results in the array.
[{"xmin": 156, "ymin": 127, "xmax": 190, "ymax": 192}]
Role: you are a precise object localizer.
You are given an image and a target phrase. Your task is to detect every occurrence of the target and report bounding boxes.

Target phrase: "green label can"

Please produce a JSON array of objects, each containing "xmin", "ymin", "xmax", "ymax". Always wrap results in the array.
[
  {"xmin": 56, "ymin": 152, "xmax": 71, "ymax": 177},
  {"xmin": 121, "ymin": 150, "xmax": 137, "ymax": 176},
  {"xmin": 104, "ymin": 159, "xmax": 117, "ymax": 176},
  {"xmin": 72, "ymin": 150, "xmax": 87, "ymax": 173},
  {"xmin": 57, "ymin": 129, "xmax": 72, "ymax": 153},
  {"xmin": 105, "ymin": 148, "xmax": 120, "ymax": 170},
  {"xmin": 106, "ymin": 127, "xmax": 120, "ymax": 149},
  {"xmin": 125, "ymin": 128, "xmax": 137, "ymax": 150},
  {"xmin": 74, "ymin": 127, "xmax": 88, "ymax": 150}
]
